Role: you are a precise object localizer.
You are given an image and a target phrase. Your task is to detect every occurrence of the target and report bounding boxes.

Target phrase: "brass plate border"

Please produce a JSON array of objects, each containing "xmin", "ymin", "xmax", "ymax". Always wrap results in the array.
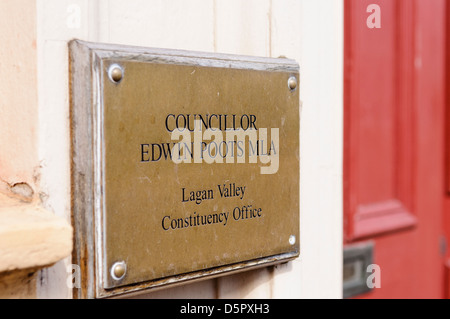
[{"xmin": 69, "ymin": 40, "xmax": 300, "ymax": 299}]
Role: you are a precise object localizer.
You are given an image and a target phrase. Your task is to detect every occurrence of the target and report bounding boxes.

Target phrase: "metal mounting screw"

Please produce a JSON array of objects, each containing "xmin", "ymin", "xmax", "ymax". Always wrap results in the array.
[
  {"xmin": 289, "ymin": 235, "xmax": 296, "ymax": 245},
  {"xmin": 288, "ymin": 76, "xmax": 297, "ymax": 91},
  {"xmin": 108, "ymin": 64, "xmax": 124, "ymax": 83},
  {"xmin": 111, "ymin": 261, "xmax": 127, "ymax": 280}
]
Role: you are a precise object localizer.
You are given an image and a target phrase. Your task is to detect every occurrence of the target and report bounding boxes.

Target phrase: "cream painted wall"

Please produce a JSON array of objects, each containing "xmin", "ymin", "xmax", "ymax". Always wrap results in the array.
[
  {"xmin": 34, "ymin": 0, "xmax": 343, "ymax": 299},
  {"xmin": 0, "ymin": 0, "xmax": 38, "ymax": 201}
]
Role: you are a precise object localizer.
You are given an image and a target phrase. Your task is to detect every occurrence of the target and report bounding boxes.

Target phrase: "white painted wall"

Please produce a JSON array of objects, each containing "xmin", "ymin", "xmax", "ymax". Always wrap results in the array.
[{"xmin": 35, "ymin": 0, "xmax": 343, "ymax": 299}]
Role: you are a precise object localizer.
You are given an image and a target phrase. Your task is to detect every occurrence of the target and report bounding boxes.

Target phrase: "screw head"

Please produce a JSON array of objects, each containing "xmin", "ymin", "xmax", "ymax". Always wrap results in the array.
[
  {"xmin": 108, "ymin": 64, "xmax": 123, "ymax": 83},
  {"xmin": 288, "ymin": 76, "xmax": 297, "ymax": 91},
  {"xmin": 111, "ymin": 261, "xmax": 127, "ymax": 280},
  {"xmin": 289, "ymin": 235, "xmax": 296, "ymax": 245}
]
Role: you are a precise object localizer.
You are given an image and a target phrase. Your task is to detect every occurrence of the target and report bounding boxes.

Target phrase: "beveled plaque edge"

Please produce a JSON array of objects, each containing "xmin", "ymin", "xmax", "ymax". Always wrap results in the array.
[
  {"xmin": 71, "ymin": 39, "xmax": 300, "ymax": 72},
  {"xmin": 102, "ymin": 252, "xmax": 299, "ymax": 299},
  {"xmin": 70, "ymin": 40, "xmax": 92, "ymax": 299},
  {"xmin": 69, "ymin": 39, "xmax": 300, "ymax": 299}
]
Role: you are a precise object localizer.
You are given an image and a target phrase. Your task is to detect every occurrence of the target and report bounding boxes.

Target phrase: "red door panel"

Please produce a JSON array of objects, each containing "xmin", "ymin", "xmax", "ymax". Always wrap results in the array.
[
  {"xmin": 445, "ymin": 0, "xmax": 450, "ymax": 299},
  {"xmin": 345, "ymin": 0, "xmax": 446, "ymax": 298}
]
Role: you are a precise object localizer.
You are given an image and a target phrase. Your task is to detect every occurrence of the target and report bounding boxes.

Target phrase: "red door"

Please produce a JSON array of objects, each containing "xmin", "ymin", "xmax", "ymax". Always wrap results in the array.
[
  {"xmin": 344, "ymin": 0, "xmax": 447, "ymax": 298},
  {"xmin": 444, "ymin": 0, "xmax": 450, "ymax": 299}
]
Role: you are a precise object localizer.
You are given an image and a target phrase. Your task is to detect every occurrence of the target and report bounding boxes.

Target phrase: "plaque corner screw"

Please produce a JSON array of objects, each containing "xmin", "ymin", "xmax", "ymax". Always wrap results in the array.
[
  {"xmin": 108, "ymin": 64, "xmax": 124, "ymax": 83},
  {"xmin": 111, "ymin": 261, "xmax": 127, "ymax": 280},
  {"xmin": 289, "ymin": 235, "xmax": 296, "ymax": 245},
  {"xmin": 288, "ymin": 76, "xmax": 297, "ymax": 91}
]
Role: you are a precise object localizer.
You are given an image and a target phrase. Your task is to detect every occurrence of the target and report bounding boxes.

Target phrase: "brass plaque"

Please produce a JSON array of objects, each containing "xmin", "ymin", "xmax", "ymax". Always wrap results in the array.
[{"xmin": 70, "ymin": 40, "xmax": 299, "ymax": 297}]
